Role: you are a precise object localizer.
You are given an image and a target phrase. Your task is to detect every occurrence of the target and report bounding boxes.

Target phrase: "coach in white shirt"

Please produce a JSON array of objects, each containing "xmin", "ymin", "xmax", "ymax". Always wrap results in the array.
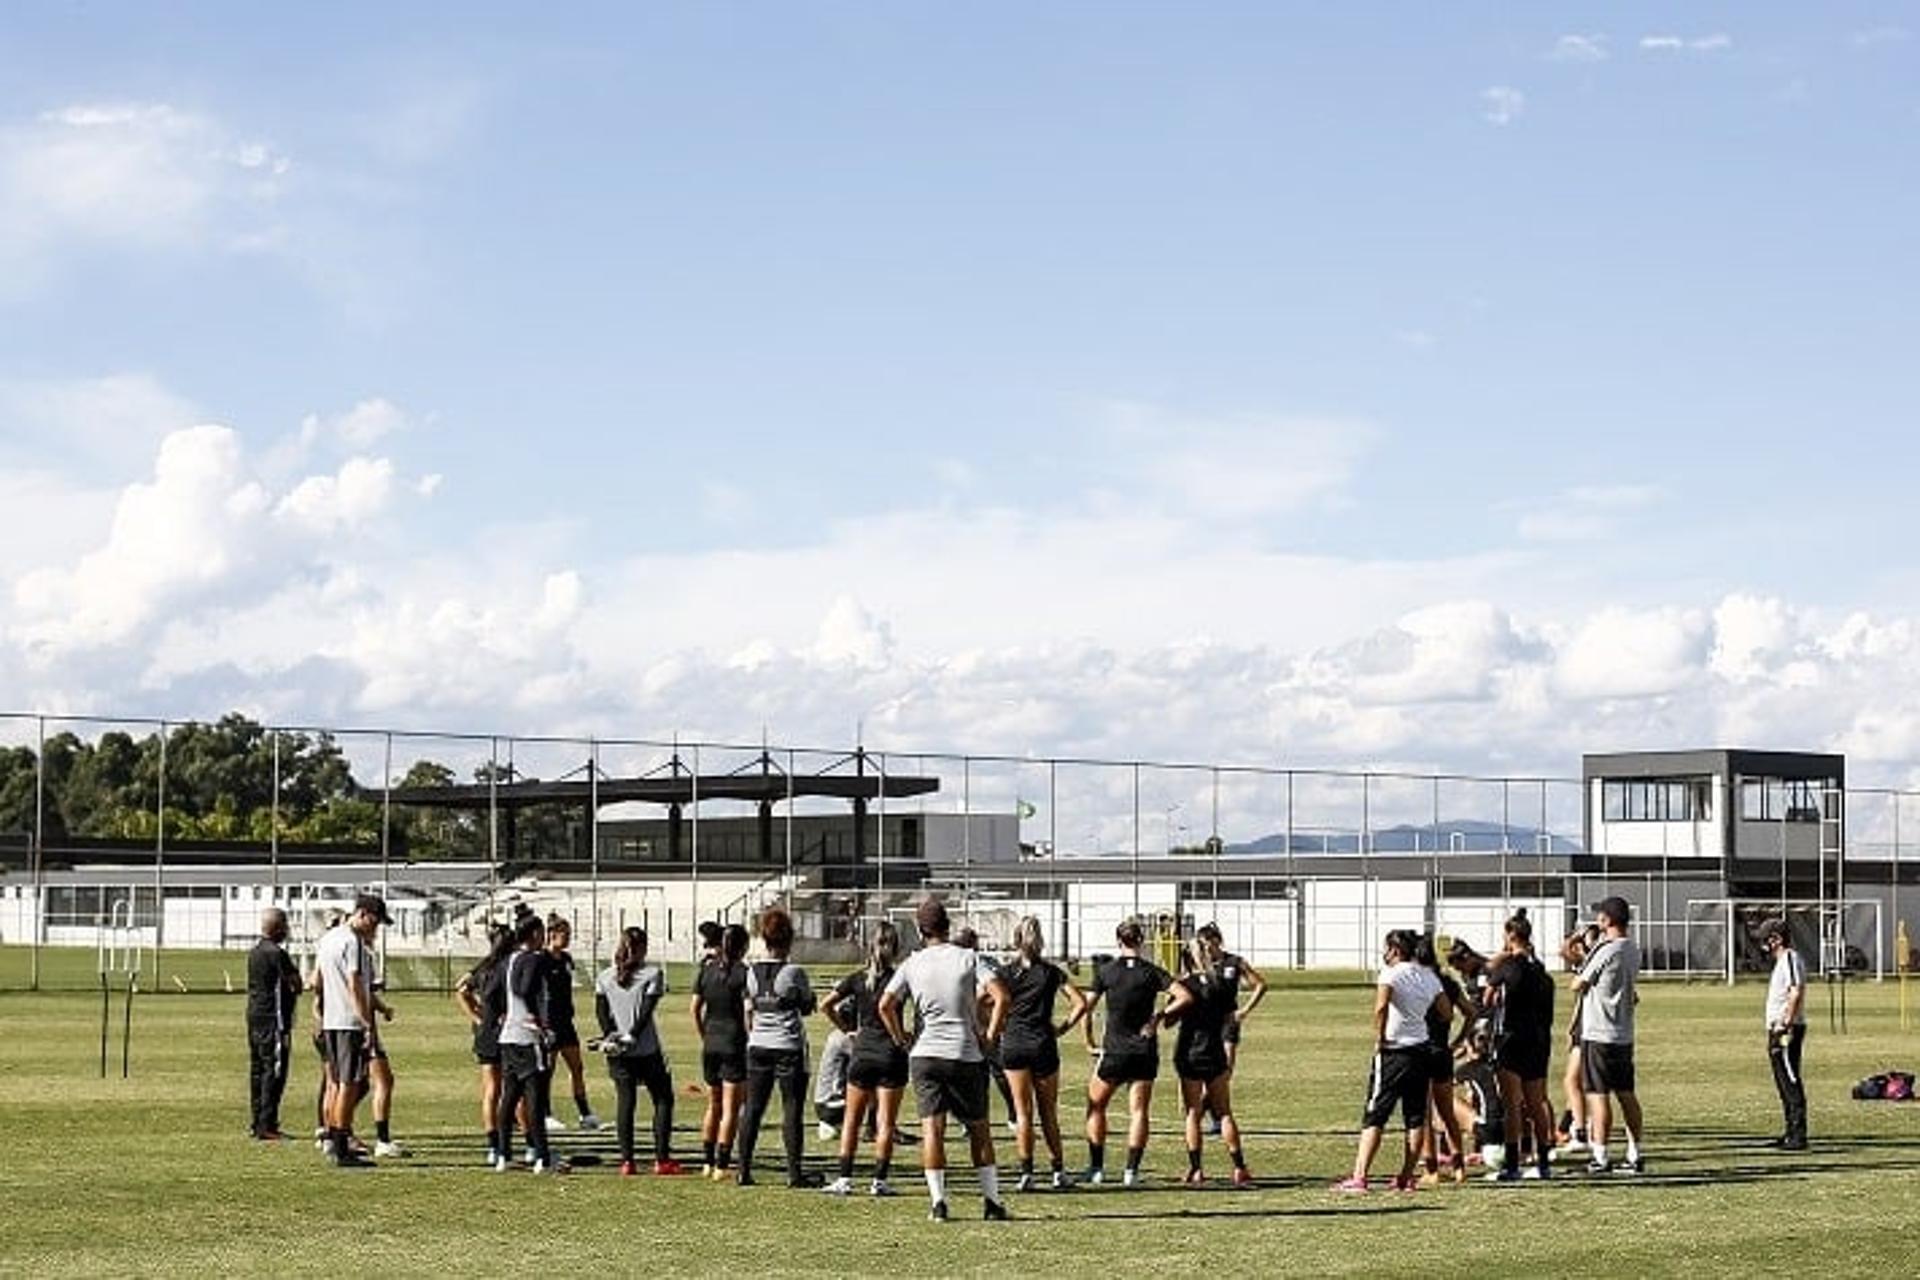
[
  {"xmin": 314, "ymin": 894, "xmax": 389, "ymax": 1168},
  {"xmin": 1761, "ymin": 920, "xmax": 1808, "ymax": 1151}
]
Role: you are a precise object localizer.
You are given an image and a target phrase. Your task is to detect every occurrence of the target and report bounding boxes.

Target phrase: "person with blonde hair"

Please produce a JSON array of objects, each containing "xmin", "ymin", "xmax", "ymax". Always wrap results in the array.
[
  {"xmin": 819, "ymin": 920, "xmax": 911, "ymax": 1196},
  {"xmin": 1175, "ymin": 924, "xmax": 1263, "ymax": 1187},
  {"xmin": 998, "ymin": 916, "xmax": 1090, "ymax": 1191}
]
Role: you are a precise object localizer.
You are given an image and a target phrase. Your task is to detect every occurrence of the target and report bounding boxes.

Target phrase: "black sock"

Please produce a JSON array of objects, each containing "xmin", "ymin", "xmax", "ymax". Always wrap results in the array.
[
  {"xmin": 875, "ymin": 1157, "xmax": 892, "ymax": 1181},
  {"xmin": 1020, "ymin": 1156, "xmax": 1034, "ymax": 1177},
  {"xmin": 1050, "ymin": 1157, "xmax": 1065, "ymax": 1175},
  {"xmin": 1127, "ymin": 1145, "xmax": 1145, "ymax": 1174},
  {"xmin": 1187, "ymin": 1147, "xmax": 1203, "ymax": 1174},
  {"xmin": 575, "ymin": 1093, "xmax": 591, "ymax": 1118},
  {"xmin": 702, "ymin": 1140, "xmax": 716, "ymax": 1166},
  {"xmin": 376, "ymin": 1119, "xmax": 391, "ymax": 1143},
  {"xmin": 838, "ymin": 1153, "xmax": 854, "ymax": 1179},
  {"xmin": 1088, "ymin": 1143, "xmax": 1105, "ymax": 1172},
  {"xmin": 1230, "ymin": 1146, "xmax": 1247, "ymax": 1170},
  {"xmin": 716, "ymin": 1143, "xmax": 733, "ymax": 1170}
]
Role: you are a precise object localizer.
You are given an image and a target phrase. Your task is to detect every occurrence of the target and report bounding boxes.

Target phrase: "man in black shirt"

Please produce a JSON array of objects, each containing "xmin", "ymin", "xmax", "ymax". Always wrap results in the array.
[{"xmin": 246, "ymin": 908, "xmax": 302, "ymax": 1140}]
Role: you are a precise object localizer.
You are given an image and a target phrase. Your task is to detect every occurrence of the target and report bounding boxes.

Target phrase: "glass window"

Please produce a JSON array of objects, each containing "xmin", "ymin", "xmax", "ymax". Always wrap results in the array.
[{"xmin": 1603, "ymin": 782, "xmax": 1626, "ymax": 822}]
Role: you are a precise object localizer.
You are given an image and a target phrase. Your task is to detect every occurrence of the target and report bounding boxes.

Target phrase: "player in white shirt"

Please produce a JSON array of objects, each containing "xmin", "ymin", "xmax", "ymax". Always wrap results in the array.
[
  {"xmin": 1760, "ymin": 919, "xmax": 1808, "ymax": 1150},
  {"xmin": 1332, "ymin": 929, "xmax": 1451, "ymax": 1193},
  {"xmin": 312, "ymin": 894, "xmax": 389, "ymax": 1168}
]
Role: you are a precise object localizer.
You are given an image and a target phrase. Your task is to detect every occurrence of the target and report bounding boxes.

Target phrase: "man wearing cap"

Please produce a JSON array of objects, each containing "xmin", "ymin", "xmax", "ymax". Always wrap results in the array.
[
  {"xmin": 245, "ymin": 907, "xmax": 302, "ymax": 1140},
  {"xmin": 313, "ymin": 894, "xmax": 390, "ymax": 1168},
  {"xmin": 1569, "ymin": 896, "xmax": 1644, "ymax": 1174},
  {"xmin": 1761, "ymin": 920, "xmax": 1808, "ymax": 1150}
]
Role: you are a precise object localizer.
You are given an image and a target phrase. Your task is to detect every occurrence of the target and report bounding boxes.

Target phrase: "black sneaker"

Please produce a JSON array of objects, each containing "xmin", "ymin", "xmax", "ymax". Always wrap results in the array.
[
  {"xmin": 736, "ymin": 1168, "xmax": 756, "ymax": 1187},
  {"xmin": 929, "ymin": 1200, "xmax": 950, "ymax": 1222},
  {"xmin": 983, "ymin": 1199, "xmax": 1010, "ymax": 1221},
  {"xmin": 1584, "ymin": 1158, "xmax": 1612, "ymax": 1175},
  {"xmin": 1618, "ymin": 1157, "xmax": 1645, "ymax": 1176},
  {"xmin": 788, "ymin": 1171, "xmax": 824, "ymax": 1189},
  {"xmin": 1780, "ymin": 1137, "xmax": 1808, "ymax": 1152}
]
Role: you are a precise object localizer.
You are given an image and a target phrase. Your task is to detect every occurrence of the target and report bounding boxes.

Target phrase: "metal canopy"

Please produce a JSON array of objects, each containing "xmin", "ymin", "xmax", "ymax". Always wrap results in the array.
[{"xmin": 386, "ymin": 772, "xmax": 939, "ymax": 810}]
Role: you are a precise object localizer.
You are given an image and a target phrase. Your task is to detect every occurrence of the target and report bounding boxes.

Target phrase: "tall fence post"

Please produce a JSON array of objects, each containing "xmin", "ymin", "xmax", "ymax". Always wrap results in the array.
[
  {"xmin": 589, "ymin": 738, "xmax": 601, "ymax": 974},
  {"xmin": 31, "ymin": 715, "xmax": 45, "ymax": 992},
  {"xmin": 1131, "ymin": 762, "xmax": 1142, "ymax": 919},
  {"xmin": 153, "ymin": 722, "xmax": 167, "ymax": 986},
  {"xmin": 380, "ymin": 731, "xmax": 393, "ymax": 969}
]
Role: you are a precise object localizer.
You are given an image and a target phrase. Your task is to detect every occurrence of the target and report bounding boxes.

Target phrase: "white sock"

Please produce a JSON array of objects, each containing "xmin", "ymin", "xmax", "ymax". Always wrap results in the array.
[
  {"xmin": 1592, "ymin": 1142, "xmax": 1609, "ymax": 1166},
  {"xmin": 1625, "ymin": 1137, "xmax": 1641, "ymax": 1163},
  {"xmin": 924, "ymin": 1169, "xmax": 947, "ymax": 1204},
  {"xmin": 978, "ymin": 1164, "xmax": 1001, "ymax": 1204}
]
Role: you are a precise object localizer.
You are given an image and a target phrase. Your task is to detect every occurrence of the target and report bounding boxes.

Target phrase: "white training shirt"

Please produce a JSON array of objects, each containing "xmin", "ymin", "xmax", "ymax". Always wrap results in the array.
[
  {"xmin": 1378, "ymin": 960, "xmax": 1443, "ymax": 1049},
  {"xmin": 885, "ymin": 943, "xmax": 985, "ymax": 1062},
  {"xmin": 1766, "ymin": 946, "xmax": 1808, "ymax": 1028},
  {"xmin": 315, "ymin": 924, "xmax": 368, "ymax": 1032}
]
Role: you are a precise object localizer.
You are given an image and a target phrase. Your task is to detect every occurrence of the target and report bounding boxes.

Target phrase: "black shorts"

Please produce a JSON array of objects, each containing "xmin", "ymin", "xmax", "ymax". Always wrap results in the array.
[
  {"xmin": 323, "ymin": 1029, "xmax": 370, "ymax": 1088},
  {"xmin": 551, "ymin": 1025, "xmax": 580, "ymax": 1053},
  {"xmin": 1361, "ymin": 1047, "xmax": 1429, "ymax": 1130},
  {"xmin": 1497, "ymin": 1035, "xmax": 1551, "ymax": 1083},
  {"xmin": 911, "ymin": 1057, "xmax": 989, "ymax": 1123},
  {"xmin": 1581, "ymin": 1040, "xmax": 1636, "ymax": 1095},
  {"xmin": 1223, "ymin": 1019, "xmax": 1242, "ymax": 1047},
  {"xmin": 1175, "ymin": 1050, "xmax": 1229, "ymax": 1083},
  {"xmin": 848, "ymin": 1051, "xmax": 909, "ymax": 1092},
  {"xmin": 1001, "ymin": 1038, "xmax": 1061, "ymax": 1077},
  {"xmin": 702, "ymin": 1047, "xmax": 747, "ymax": 1086},
  {"xmin": 1096, "ymin": 1046, "xmax": 1159, "ymax": 1086},
  {"xmin": 473, "ymin": 1029, "xmax": 501, "ymax": 1066},
  {"xmin": 501, "ymin": 1041, "xmax": 549, "ymax": 1082},
  {"xmin": 1425, "ymin": 1044, "xmax": 1455, "ymax": 1085}
]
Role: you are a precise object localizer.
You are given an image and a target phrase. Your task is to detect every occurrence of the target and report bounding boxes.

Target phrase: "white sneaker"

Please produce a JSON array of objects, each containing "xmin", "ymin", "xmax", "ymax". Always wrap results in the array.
[
  {"xmin": 1521, "ymin": 1165, "xmax": 1547, "ymax": 1181},
  {"xmin": 869, "ymin": 1178, "xmax": 897, "ymax": 1197},
  {"xmin": 1122, "ymin": 1168, "xmax": 1141, "ymax": 1189},
  {"xmin": 1552, "ymin": 1138, "xmax": 1587, "ymax": 1162},
  {"xmin": 374, "ymin": 1139, "xmax": 409, "ymax": 1159},
  {"xmin": 1016, "ymin": 1172, "xmax": 1035, "ymax": 1193},
  {"xmin": 577, "ymin": 1113, "xmax": 602, "ymax": 1132},
  {"xmin": 522, "ymin": 1147, "xmax": 537, "ymax": 1166},
  {"xmin": 1052, "ymin": 1170, "xmax": 1076, "ymax": 1190},
  {"xmin": 532, "ymin": 1157, "xmax": 571, "ymax": 1175},
  {"xmin": 822, "ymin": 1175, "xmax": 854, "ymax": 1196},
  {"xmin": 491, "ymin": 1153, "xmax": 511, "ymax": 1172},
  {"xmin": 544, "ymin": 1115, "xmax": 567, "ymax": 1133},
  {"xmin": 1086, "ymin": 1169, "xmax": 1106, "ymax": 1186},
  {"xmin": 817, "ymin": 1122, "xmax": 838, "ymax": 1142}
]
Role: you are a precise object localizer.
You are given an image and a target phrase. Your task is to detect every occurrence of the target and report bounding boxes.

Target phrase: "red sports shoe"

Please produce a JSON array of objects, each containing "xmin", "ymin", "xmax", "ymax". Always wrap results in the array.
[
  {"xmin": 653, "ymin": 1159, "xmax": 688, "ymax": 1176},
  {"xmin": 618, "ymin": 1160, "xmax": 638, "ymax": 1177}
]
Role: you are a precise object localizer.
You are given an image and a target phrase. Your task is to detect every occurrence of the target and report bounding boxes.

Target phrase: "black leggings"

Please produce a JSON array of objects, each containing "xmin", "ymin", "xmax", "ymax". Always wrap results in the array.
[
  {"xmin": 498, "ymin": 1044, "xmax": 553, "ymax": 1163},
  {"xmin": 610, "ymin": 1053, "xmax": 675, "ymax": 1163},
  {"xmin": 738, "ymin": 1047, "xmax": 808, "ymax": 1179}
]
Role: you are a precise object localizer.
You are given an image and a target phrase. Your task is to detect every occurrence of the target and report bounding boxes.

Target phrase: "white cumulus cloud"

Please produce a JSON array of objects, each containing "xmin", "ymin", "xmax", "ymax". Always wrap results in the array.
[
  {"xmin": 1481, "ymin": 86, "xmax": 1525, "ymax": 126},
  {"xmin": 1550, "ymin": 34, "xmax": 1610, "ymax": 63}
]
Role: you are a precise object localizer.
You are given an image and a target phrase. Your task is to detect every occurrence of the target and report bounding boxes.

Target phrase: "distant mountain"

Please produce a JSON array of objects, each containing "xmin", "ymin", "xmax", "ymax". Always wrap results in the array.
[{"xmin": 1222, "ymin": 819, "xmax": 1582, "ymax": 856}]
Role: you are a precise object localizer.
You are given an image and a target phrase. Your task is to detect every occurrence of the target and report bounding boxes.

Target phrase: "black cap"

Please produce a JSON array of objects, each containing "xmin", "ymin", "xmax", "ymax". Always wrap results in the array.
[
  {"xmin": 1760, "ymin": 919, "xmax": 1790, "ymax": 946},
  {"xmin": 1591, "ymin": 895, "xmax": 1631, "ymax": 927},
  {"xmin": 354, "ymin": 893, "xmax": 393, "ymax": 925}
]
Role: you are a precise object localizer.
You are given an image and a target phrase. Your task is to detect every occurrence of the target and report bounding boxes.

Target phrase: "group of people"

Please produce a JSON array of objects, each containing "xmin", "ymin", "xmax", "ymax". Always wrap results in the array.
[{"xmin": 244, "ymin": 889, "xmax": 1813, "ymax": 1209}]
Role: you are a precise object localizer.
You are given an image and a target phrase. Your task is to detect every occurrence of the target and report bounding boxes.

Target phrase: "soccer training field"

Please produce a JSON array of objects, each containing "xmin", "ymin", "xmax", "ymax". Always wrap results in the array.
[{"xmin": 2, "ymin": 962, "xmax": 1916, "ymax": 1277}]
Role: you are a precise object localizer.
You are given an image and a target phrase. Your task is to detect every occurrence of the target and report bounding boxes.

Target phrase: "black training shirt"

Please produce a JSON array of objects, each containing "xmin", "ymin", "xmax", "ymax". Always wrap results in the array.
[
  {"xmin": 1000, "ymin": 959, "xmax": 1066, "ymax": 1050},
  {"xmin": 246, "ymin": 937, "xmax": 302, "ymax": 1029},
  {"xmin": 1093, "ymin": 955, "xmax": 1171, "ymax": 1055},
  {"xmin": 833, "ymin": 969, "xmax": 899, "ymax": 1060},
  {"xmin": 697, "ymin": 959, "xmax": 748, "ymax": 1051}
]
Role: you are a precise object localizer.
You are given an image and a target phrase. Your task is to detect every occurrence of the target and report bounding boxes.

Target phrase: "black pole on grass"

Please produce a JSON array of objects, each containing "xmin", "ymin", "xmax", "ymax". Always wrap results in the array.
[
  {"xmin": 99, "ymin": 972, "xmax": 110, "ymax": 1078},
  {"xmin": 121, "ymin": 971, "xmax": 135, "ymax": 1079}
]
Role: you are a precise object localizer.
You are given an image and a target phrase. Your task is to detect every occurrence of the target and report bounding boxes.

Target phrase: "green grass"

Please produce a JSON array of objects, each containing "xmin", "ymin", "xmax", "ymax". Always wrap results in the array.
[{"xmin": 3, "ymin": 959, "xmax": 1919, "ymax": 1277}]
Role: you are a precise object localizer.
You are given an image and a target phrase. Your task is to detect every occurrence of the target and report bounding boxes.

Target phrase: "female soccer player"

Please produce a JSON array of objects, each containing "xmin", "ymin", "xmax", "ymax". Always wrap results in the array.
[
  {"xmin": 1174, "ymin": 925, "xmax": 1262, "ymax": 1187},
  {"xmin": 495, "ymin": 913, "xmax": 565, "ymax": 1173},
  {"xmin": 1553, "ymin": 923, "xmax": 1600, "ymax": 1156},
  {"xmin": 736, "ymin": 906, "xmax": 819, "ymax": 1188},
  {"xmin": 595, "ymin": 926, "xmax": 684, "ymax": 1176},
  {"xmin": 1485, "ymin": 910, "xmax": 1556, "ymax": 1181},
  {"xmin": 996, "ymin": 916, "xmax": 1090, "ymax": 1192},
  {"xmin": 819, "ymin": 921, "xmax": 910, "ymax": 1197},
  {"xmin": 454, "ymin": 925, "xmax": 516, "ymax": 1166},
  {"xmin": 1333, "ymin": 929, "xmax": 1450, "ymax": 1194},
  {"xmin": 693, "ymin": 922, "xmax": 750, "ymax": 1177},
  {"xmin": 1082, "ymin": 919, "xmax": 1173, "ymax": 1188},
  {"xmin": 1414, "ymin": 935, "xmax": 1473, "ymax": 1185},
  {"xmin": 544, "ymin": 915, "xmax": 601, "ymax": 1131}
]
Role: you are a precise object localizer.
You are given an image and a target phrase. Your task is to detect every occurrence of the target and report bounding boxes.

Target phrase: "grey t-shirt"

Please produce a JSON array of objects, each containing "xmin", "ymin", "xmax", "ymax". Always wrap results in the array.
[
  {"xmin": 1578, "ymin": 936, "xmax": 1641, "ymax": 1045},
  {"xmin": 884, "ymin": 942, "xmax": 985, "ymax": 1063},
  {"xmin": 596, "ymin": 963, "xmax": 667, "ymax": 1057},
  {"xmin": 815, "ymin": 1028, "xmax": 851, "ymax": 1107},
  {"xmin": 1766, "ymin": 948, "xmax": 1807, "ymax": 1028},
  {"xmin": 746, "ymin": 960, "xmax": 814, "ymax": 1055}
]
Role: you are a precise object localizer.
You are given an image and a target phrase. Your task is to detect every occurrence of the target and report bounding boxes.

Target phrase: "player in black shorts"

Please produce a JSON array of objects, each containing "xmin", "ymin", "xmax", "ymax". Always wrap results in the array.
[
  {"xmin": 1413, "ymin": 935, "xmax": 1472, "ymax": 1185},
  {"xmin": 819, "ymin": 921, "xmax": 910, "ymax": 1197},
  {"xmin": 692, "ymin": 923, "xmax": 750, "ymax": 1177},
  {"xmin": 998, "ymin": 916, "xmax": 1090, "ymax": 1192},
  {"xmin": 1082, "ymin": 919, "xmax": 1173, "ymax": 1187},
  {"xmin": 544, "ymin": 915, "xmax": 601, "ymax": 1132},
  {"xmin": 455, "ymin": 925, "xmax": 516, "ymax": 1166},
  {"xmin": 1485, "ymin": 910, "xmax": 1555, "ymax": 1181},
  {"xmin": 1172, "ymin": 925, "xmax": 1261, "ymax": 1187}
]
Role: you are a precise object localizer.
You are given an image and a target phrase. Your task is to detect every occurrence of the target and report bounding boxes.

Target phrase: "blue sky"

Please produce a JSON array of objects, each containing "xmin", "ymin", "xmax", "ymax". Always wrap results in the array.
[{"xmin": 1, "ymin": 5, "xmax": 1917, "ymax": 781}]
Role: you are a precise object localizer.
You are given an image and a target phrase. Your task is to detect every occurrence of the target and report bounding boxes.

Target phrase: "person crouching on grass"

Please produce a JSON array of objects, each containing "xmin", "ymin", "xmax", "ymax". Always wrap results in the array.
[
  {"xmin": 595, "ymin": 926, "xmax": 685, "ymax": 1176},
  {"xmin": 879, "ymin": 896, "xmax": 1014, "ymax": 1222},
  {"xmin": 1333, "ymin": 929, "xmax": 1451, "ymax": 1193}
]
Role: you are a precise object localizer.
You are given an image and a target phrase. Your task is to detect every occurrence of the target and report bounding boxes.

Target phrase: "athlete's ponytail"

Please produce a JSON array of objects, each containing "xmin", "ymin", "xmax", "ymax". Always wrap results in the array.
[
  {"xmin": 867, "ymin": 920, "xmax": 901, "ymax": 987},
  {"xmin": 1013, "ymin": 916, "xmax": 1044, "ymax": 964},
  {"xmin": 1116, "ymin": 918, "xmax": 1145, "ymax": 951}
]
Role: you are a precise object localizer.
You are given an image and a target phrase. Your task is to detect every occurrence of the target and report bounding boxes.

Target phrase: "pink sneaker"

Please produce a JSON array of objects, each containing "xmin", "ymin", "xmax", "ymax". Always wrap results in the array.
[{"xmin": 1331, "ymin": 1175, "xmax": 1370, "ymax": 1194}]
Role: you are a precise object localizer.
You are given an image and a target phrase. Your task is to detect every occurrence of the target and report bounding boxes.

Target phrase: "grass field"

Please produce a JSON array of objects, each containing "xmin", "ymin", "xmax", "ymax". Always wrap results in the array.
[{"xmin": 3, "ymin": 952, "xmax": 1918, "ymax": 1277}]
